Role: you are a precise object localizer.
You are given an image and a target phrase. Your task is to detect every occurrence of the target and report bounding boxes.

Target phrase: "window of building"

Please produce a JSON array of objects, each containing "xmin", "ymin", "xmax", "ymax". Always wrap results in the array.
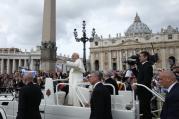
[
  {"xmin": 94, "ymin": 60, "xmax": 99, "ymax": 71},
  {"xmin": 113, "ymin": 63, "xmax": 117, "ymax": 70},
  {"xmin": 145, "ymin": 35, "xmax": 150, "ymax": 40},
  {"xmin": 95, "ymin": 42, "xmax": 98, "ymax": 46},
  {"xmin": 112, "ymin": 40, "xmax": 116, "ymax": 43},
  {"xmin": 168, "ymin": 34, "xmax": 172, "ymax": 39},
  {"xmin": 112, "ymin": 58, "xmax": 116, "ymax": 62},
  {"xmin": 95, "ymin": 53, "xmax": 99, "ymax": 58}
]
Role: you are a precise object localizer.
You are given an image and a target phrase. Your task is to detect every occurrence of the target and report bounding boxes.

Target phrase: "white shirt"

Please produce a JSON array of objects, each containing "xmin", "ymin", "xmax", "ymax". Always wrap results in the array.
[
  {"xmin": 167, "ymin": 81, "xmax": 177, "ymax": 93},
  {"xmin": 125, "ymin": 70, "xmax": 133, "ymax": 77}
]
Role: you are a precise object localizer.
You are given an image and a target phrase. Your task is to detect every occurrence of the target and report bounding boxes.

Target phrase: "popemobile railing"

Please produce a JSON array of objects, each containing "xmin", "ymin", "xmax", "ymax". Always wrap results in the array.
[
  {"xmin": 132, "ymin": 83, "xmax": 165, "ymax": 102},
  {"xmin": 55, "ymin": 82, "xmax": 116, "ymax": 107},
  {"xmin": 55, "ymin": 82, "xmax": 87, "ymax": 107},
  {"xmin": 0, "ymin": 106, "xmax": 7, "ymax": 119},
  {"xmin": 132, "ymin": 83, "xmax": 165, "ymax": 118}
]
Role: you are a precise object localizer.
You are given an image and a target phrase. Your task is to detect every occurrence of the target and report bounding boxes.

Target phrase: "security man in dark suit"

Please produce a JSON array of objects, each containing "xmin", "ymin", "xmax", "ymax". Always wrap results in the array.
[
  {"xmin": 16, "ymin": 72, "xmax": 43, "ymax": 119},
  {"xmin": 135, "ymin": 51, "xmax": 153, "ymax": 119},
  {"xmin": 88, "ymin": 71, "xmax": 113, "ymax": 119},
  {"xmin": 104, "ymin": 71, "xmax": 118, "ymax": 95},
  {"xmin": 159, "ymin": 70, "xmax": 179, "ymax": 119}
]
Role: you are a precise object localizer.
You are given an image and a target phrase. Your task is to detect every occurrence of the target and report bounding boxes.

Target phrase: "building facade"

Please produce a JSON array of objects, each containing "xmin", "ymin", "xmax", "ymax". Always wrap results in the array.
[
  {"xmin": 0, "ymin": 48, "xmax": 40, "ymax": 74},
  {"xmin": 0, "ymin": 46, "xmax": 71, "ymax": 74},
  {"xmin": 90, "ymin": 14, "xmax": 179, "ymax": 71}
]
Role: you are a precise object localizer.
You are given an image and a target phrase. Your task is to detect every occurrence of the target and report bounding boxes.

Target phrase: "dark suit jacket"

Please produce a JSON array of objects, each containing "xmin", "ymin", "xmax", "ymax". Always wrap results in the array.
[
  {"xmin": 137, "ymin": 61, "xmax": 153, "ymax": 99},
  {"xmin": 16, "ymin": 82, "xmax": 43, "ymax": 119},
  {"xmin": 161, "ymin": 83, "xmax": 179, "ymax": 119},
  {"xmin": 104, "ymin": 78, "xmax": 119, "ymax": 95},
  {"xmin": 90, "ymin": 82, "xmax": 113, "ymax": 119}
]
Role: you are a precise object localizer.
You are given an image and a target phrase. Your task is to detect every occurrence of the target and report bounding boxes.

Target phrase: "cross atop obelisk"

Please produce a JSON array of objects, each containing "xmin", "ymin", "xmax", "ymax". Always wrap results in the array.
[{"xmin": 41, "ymin": 0, "xmax": 57, "ymax": 72}]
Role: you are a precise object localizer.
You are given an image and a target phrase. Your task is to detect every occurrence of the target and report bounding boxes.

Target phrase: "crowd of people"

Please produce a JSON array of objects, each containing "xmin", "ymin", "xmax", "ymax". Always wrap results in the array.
[
  {"xmin": 0, "ymin": 51, "xmax": 179, "ymax": 119},
  {"xmin": 0, "ymin": 70, "xmax": 69, "ymax": 93}
]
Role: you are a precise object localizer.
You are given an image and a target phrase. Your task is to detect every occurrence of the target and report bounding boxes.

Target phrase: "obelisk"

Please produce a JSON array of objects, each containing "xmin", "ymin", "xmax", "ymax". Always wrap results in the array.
[{"xmin": 41, "ymin": 0, "xmax": 57, "ymax": 72}]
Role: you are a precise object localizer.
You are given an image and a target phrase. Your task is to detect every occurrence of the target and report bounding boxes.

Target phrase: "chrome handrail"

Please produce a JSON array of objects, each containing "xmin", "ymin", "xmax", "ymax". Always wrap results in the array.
[
  {"xmin": 55, "ymin": 83, "xmax": 86, "ymax": 107},
  {"xmin": 76, "ymin": 87, "xmax": 89, "ymax": 105},
  {"xmin": 76, "ymin": 83, "xmax": 91, "ymax": 105},
  {"xmin": 0, "ymin": 106, "xmax": 7, "ymax": 119},
  {"xmin": 133, "ymin": 83, "xmax": 165, "ymax": 102},
  {"xmin": 103, "ymin": 83, "xmax": 116, "ymax": 95}
]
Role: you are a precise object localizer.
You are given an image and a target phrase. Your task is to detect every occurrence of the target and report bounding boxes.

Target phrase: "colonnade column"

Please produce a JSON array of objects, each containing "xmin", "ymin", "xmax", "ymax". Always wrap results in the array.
[
  {"xmin": 108, "ymin": 51, "xmax": 112, "ymax": 70},
  {"xmin": 90, "ymin": 53, "xmax": 94, "ymax": 71},
  {"xmin": 125, "ymin": 50, "xmax": 128, "ymax": 69},
  {"xmin": 18, "ymin": 59, "xmax": 21, "ymax": 68},
  {"xmin": 1, "ymin": 59, "xmax": 4, "ymax": 74},
  {"xmin": 117, "ymin": 51, "xmax": 120, "ymax": 70},
  {"xmin": 100, "ymin": 52, "xmax": 104, "ymax": 71},
  {"xmin": 161, "ymin": 48, "xmax": 166, "ymax": 69},
  {"xmin": 12, "ymin": 59, "xmax": 16, "ymax": 73},
  {"xmin": 7, "ymin": 59, "xmax": 10, "ymax": 74},
  {"xmin": 30, "ymin": 59, "xmax": 34, "ymax": 70},
  {"xmin": 24, "ymin": 59, "xmax": 27, "ymax": 68},
  {"xmin": 119, "ymin": 50, "xmax": 123, "ymax": 70}
]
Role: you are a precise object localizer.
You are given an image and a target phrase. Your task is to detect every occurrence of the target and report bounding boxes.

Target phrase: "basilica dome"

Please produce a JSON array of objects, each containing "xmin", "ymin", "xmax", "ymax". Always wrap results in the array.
[{"xmin": 125, "ymin": 14, "xmax": 152, "ymax": 36}]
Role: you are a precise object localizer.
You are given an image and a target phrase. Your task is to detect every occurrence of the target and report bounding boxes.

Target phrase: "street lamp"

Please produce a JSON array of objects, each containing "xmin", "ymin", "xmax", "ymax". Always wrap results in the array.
[{"xmin": 73, "ymin": 20, "xmax": 96, "ymax": 71}]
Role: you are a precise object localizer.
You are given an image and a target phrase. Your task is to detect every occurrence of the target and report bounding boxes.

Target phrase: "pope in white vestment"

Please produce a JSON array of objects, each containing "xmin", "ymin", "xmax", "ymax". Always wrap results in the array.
[{"xmin": 66, "ymin": 53, "xmax": 85, "ymax": 106}]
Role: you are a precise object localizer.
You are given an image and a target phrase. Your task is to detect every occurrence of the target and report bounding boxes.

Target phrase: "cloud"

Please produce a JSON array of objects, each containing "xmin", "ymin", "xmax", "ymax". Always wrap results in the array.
[{"xmin": 0, "ymin": 0, "xmax": 179, "ymax": 57}]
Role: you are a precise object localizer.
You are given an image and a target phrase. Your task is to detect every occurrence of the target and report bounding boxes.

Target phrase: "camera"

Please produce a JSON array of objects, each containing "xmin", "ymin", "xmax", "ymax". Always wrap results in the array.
[
  {"xmin": 124, "ymin": 53, "xmax": 159, "ymax": 65},
  {"xmin": 123, "ymin": 55, "xmax": 139, "ymax": 65}
]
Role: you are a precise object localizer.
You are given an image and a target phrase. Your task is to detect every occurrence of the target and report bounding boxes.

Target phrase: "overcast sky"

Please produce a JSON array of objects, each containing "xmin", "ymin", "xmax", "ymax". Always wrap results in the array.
[{"xmin": 0, "ymin": 0, "xmax": 179, "ymax": 58}]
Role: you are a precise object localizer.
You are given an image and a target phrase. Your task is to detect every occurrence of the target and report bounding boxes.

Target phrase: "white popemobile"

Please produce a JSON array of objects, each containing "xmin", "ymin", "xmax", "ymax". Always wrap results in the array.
[{"xmin": 0, "ymin": 78, "xmax": 164, "ymax": 119}]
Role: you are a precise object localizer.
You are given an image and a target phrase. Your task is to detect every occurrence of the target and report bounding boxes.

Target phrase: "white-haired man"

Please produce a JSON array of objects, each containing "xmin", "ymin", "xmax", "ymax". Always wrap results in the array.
[{"xmin": 66, "ymin": 52, "xmax": 85, "ymax": 106}]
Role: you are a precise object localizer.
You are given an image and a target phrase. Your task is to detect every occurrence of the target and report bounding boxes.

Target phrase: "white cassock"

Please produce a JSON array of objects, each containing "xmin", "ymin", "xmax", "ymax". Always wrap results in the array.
[{"xmin": 66, "ymin": 59, "xmax": 85, "ymax": 106}]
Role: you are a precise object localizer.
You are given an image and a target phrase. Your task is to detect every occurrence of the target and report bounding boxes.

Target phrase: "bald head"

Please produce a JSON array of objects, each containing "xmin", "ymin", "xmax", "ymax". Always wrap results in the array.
[
  {"xmin": 159, "ymin": 70, "xmax": 177, "ymax": 88},
  {"xmin": 104, "ymin": 70, "xmax": 113, "ymax": 79},
  {"xmin": 23, "ymin": 72, "xmax": 33, "ymax": 85},
  {"xmin": 160, "ymin": 70, "xmax": 176, "ymax": 80}
]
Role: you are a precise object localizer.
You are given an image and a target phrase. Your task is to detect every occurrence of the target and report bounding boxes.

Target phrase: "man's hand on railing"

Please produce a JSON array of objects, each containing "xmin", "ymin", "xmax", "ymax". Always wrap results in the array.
[
  {"xmin": 84, "ymin": 103, "xmax": 90, "ymax": 107},
  {"xmin": 132, "ymin": 83, "xmax": 137, "ymax": 90}
]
